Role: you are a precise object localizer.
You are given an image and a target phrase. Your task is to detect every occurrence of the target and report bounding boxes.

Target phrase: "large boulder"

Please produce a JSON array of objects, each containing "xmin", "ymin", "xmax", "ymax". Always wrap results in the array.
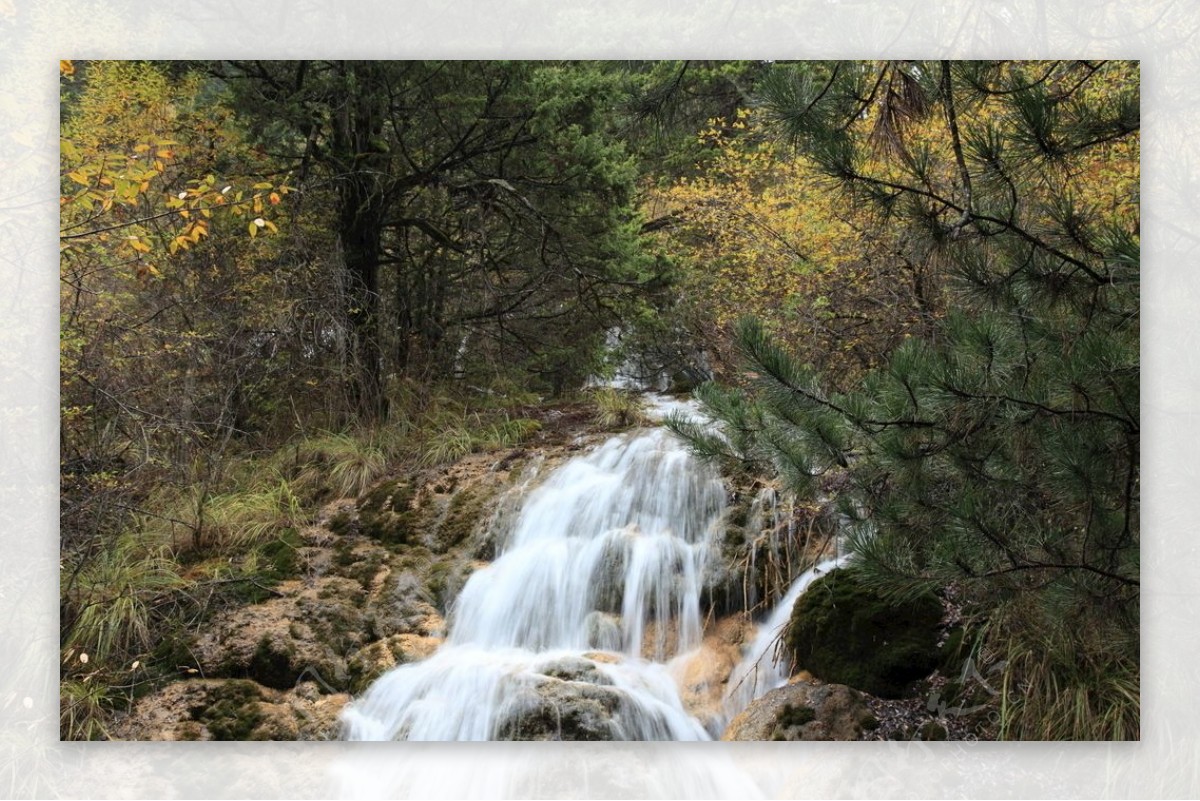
[
  {"xmin": 193, "ymin": 575, "xmax": 367, "ymax": 691},
  {"xmin": 722, "ymin": 680, "xmax": 875, "ymax": 741},
  {"xmin": 494, "ymin": 676, "xmax": 623, "ymax": 741},
  {"xmin": 785, "ymin": 568, "xmax": 943, "ymax": 699}
]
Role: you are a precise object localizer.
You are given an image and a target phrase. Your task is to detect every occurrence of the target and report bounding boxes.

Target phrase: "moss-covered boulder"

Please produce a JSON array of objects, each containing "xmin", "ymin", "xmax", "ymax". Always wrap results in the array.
[
  {"xmin": 785, "ymin": 568, "xmax": 943, "ymax": 699},
  {"xmin": 722, "ymin": 680, "xmax": 874, "ymax": 741},
  {"xmin": 194, "ymin": 575, "xmax": 368, "ymax": 691},
  {"xmin": 344, "ymin": 633, "xmax": 442, "ymax": 694}
]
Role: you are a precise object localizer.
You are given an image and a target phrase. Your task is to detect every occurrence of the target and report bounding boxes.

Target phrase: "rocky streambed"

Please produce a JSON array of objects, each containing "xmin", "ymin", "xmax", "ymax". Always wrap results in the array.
[{"xmin": 112, "ymin": 401, "xmax": 986, "ymax": 742}]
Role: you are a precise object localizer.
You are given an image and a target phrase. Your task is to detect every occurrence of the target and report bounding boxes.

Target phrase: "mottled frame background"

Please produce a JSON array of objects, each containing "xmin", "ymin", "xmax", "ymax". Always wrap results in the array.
[{"xmin": 3, "ymin": 0, "xmax": 1193, "ymax": 797}]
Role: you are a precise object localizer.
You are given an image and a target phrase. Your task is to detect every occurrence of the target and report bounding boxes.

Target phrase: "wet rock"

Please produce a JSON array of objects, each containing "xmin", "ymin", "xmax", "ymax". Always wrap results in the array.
[
  {"xmin": 722, "ymin": 680, "xmax": 874, "ymax": 741},
  {"xmin": 583, "ymin": 611, "xmax": 623, "ymax": 651},
  {"xmin": 365, "ymin": 564, "xmax": 446, "ymax": 637},
  {"xmin": 345, "ymin": 633, "xmax": 443, "ymax": 694},
  {"xmin": 494, "ymin": 677, "xmax": 623, "ymax": 741},
  {"xmin": 353, "ymin": 479, "xmax": 420, "ymax": 546},
  {"xmin": 535, "ymin": 655, "xmax": 613, "ymax": 686},
  {"xmin": 676, "ymin": 615, "xmax": 751, "ymax": 727}
]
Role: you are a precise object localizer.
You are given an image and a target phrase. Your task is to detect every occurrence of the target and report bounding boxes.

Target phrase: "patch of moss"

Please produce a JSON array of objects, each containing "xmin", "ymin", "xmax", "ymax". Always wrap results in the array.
[
  {"xmin": 777, "ymin": 703, "xmax": 816, "ymax": 727},
  {"xmin": 346, "ymin": 639, "xmax": 411, "ymax": 695},
  {"xmin": 785, "ymin": 567, "xmax": 943, "ymax": 699},
  {"xmin": 151, "ymin": 626, "xmax": 198, "ymax": 676},
  {"xmin": 328, "ymin": 510, "xmax": 356, "ymax": 536},
  {"xmin": 176, "ymin": 722, "xmax": 204, "ymax": 741},
  {"xmin": 260, "ymin": 528, "xmax": 301, "ymax": 580},
  {"xmin": 191, "ymin": 680, "xmax": 264, "ymax": 741},
  {"xmin": 356, "ymin": 479, "xmax": 420, "ymax": 547},
  {"xmin": 424, "ymin": 560, "xmax": 454, "ymax": 608},
  {"xmin": 330, "ymin": 545, "xmax": 386, "ymax": 590},
  {"xmin": 435, "ymin": 487, "xmax": 493, "ymax": 552},
  {"xmin": 939, "ymin": 626, "xmax": 967, "ymax": 674}
]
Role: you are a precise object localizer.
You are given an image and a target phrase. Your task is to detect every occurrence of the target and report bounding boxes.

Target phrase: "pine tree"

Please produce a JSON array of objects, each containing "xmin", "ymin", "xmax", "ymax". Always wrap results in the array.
[{"xmin": 672, "ymin": 61, "xmax": 1139, "ymax": 739}]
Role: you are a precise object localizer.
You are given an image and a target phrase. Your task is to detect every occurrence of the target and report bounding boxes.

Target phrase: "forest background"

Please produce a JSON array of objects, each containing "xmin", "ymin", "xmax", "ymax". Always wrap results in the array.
[
  {"xmin": 0, "ymin": 0, "xmax": 1192, "ymax": 792},
  {"xmin": 56, "ymin": 58, "xmax": 1139, "ymax": 744}
]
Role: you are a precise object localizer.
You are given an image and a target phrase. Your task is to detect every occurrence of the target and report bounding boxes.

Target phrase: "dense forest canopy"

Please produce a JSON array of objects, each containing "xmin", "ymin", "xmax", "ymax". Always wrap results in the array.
[{"xmin": 59, "ymin": 60, "xmax": 1138, "ymax": 741}]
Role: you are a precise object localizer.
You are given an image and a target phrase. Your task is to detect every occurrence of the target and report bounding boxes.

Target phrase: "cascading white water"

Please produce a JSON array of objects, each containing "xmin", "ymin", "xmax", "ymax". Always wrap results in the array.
[
  {"xmin": 342, "ymin": 397, "xmax": 728, "ymax": 741},
  {"xmin": 717, "ymin": 555, "xmax": 849, "ymax": 731}
]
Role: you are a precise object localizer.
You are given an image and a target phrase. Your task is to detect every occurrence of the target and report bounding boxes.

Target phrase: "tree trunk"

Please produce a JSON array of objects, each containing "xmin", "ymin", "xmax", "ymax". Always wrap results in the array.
[{"xmin": 332, "ymin": 62, "xmax": 391, "ymax": 421}]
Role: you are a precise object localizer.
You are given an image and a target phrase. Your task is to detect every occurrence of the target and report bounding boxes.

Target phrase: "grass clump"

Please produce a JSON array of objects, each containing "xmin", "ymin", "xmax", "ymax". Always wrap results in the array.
[
  {"xmin": 589, "ymin": 387, "xmax": 646, "ymax": 429},
  {"xmin": 990, "ymin": 605, "xmax": 1140, "ymax": 741},
  {"xmin": 289, "ymin": 431, "xmax": 389, "ymax": 499},
  {"xmin": 60, "ymin": 679, "xmax": 113, "ymax": 741},
  {"xmin": 201, "ymin": 478, "xmax": 304, "ymax": 550},
  {"xmin": 418, "ymin": 411, "xmax": 541, "ymax": 466},
  {"xmin": 62, "ymin": 534, "xmax": 185, "ymax": 666}
]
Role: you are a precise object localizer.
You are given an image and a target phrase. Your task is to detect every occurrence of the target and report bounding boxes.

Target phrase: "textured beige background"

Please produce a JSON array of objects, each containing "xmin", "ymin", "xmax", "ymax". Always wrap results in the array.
[{"xmin": 1, "ymin": 2, "xmax": 1192, "ymax": 797}]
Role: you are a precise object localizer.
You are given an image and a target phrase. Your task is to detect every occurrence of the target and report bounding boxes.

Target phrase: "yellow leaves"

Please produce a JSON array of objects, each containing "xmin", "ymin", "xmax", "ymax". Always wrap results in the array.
[
  {"xmin": 60, "ymin": 60, "xmax": 75, "ymax": 77},
  {"xmin": 128, "ymin": 236, "xmax": 151, "ymax": 254},
  {"xmin": 135, "ymin": 263, "xmax": 160, "ymax": 280}
]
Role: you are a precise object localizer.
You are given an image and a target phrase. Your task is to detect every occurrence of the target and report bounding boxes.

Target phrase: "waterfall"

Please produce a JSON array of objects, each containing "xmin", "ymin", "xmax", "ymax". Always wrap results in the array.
[
  {"xmin": 717, "ymin": 555, "xmax": 850, "ymax": 731},
  {"xmin": 342, "ymin": 396, "xmax": 726, "ymax": 741}
]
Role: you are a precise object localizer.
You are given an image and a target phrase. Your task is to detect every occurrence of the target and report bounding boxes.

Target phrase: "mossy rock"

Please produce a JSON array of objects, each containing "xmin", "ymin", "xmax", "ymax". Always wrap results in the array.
[
  {"xmin": 259, "ymin": 528, "xmax": 302, "ymax": 581},
  {"xmin": 723, "ymin": 681, "xmax": 872, "ymax": 741},
  {"xmin": 356, "ymin": 479, "xmax": 420, "ymax": 546},
  {"xmin": 433, "ymin": 486, "xmax": 496, "ymax": 553},
  {"xmin": 494, "ymin": 680, "xmax": 621, "ymax": 741},
  {"xmin": 785, "ymin": 567, "xmax": 943, "ymax": 699},
  {"xmin": 189, "ymin": 680, "xmax": 265, "ymax": 741}
]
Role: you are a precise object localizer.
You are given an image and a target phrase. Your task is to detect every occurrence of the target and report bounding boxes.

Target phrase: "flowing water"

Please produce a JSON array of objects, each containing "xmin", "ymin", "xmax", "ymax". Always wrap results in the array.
[
  {"xmin": 342, "ymin": 396, "xmax": 840, "ymax": 741},
  {"xmin": 717, "ymin": 555, "xmax": 849, "ymax": 732}
]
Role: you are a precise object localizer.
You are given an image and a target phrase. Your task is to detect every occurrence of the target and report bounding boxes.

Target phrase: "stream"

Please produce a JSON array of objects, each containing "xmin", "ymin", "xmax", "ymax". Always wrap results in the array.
[{"xmin": 342, "ymin": 395, "xmax": 836, "ymax": 741}]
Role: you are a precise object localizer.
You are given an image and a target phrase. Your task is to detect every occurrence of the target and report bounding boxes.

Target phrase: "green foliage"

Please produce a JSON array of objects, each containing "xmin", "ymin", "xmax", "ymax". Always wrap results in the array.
[
  {"xmin": 60, "ymin": 679, "xmax": 113, "ymax": 741},
  {"xmin": 62, "ymin": 534, "xmax": 185, "ymax": 666},
  {"xmin": 681, "ymin": 60, "xmax": 1139, "ymax": 739},
  {"xmin": 290, "ymin": 432, "xmax": 388, "ymax": 500},
  {"xmin": 220, "ymin": 60, "xmax": 667, "ymax": 410}
]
